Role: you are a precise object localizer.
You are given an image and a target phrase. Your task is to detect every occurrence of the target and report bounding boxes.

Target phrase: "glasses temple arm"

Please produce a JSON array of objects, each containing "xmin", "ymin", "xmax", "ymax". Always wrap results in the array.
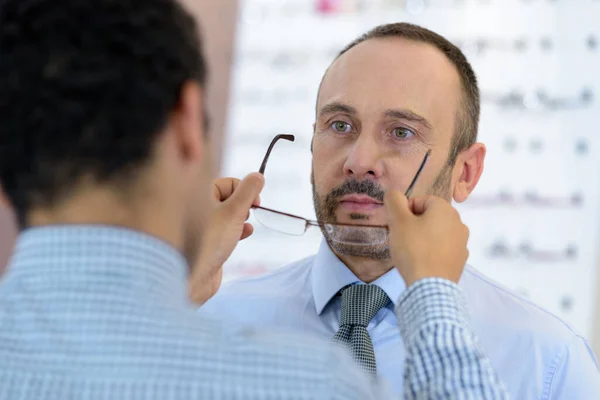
[
  {"xmin": 404, "ymin": 149, "xmax": 431, "ymax": 198},
  {"xmin": 259, "ymin": 134, "xmax": 295, "ymax": 175}
]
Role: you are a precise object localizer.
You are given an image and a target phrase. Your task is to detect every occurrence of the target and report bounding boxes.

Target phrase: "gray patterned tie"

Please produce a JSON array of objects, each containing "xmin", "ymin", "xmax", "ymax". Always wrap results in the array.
[{"xmin": 331, "ymin": 284, "xmax": 390, "ymax": 377}]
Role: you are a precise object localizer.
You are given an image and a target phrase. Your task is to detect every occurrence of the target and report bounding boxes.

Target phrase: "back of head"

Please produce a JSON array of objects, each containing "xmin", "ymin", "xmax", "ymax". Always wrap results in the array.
[{"xmin": 0, "ymin": 0, "xmax": 206, "ymax": 227}]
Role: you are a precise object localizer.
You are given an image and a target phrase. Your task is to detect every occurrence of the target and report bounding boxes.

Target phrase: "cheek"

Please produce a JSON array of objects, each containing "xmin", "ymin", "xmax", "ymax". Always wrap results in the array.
[
  {"xmin": 312, "ymin": 159, "xmax": 339, "ymax": 196},
  {"xmin": 312, "ymin": 136, "xmax": 347, "ymax": 186},
  {"xmin": 381, "ymin": 152, "xmax": 441, "ymax": 196},
  {"xmin": 382, "ymin": 157, "xmax": 419, "ymax": 190}
]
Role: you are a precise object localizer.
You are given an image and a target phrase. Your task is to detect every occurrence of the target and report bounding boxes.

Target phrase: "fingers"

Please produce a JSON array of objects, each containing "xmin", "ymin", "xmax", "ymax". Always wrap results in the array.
[
  {"xmin": 240, "ymin": 223, "xmax": 254, "ymax": 241},
  {"xmin": 384, "ymin": 191, "xmax": 412, "ymax": 229},
  {"xmin": 252, "ymin": 194, "xmax": 261, "ymax": 208},
  {"xmin": 222, "ymin": 173, "xmax": 265, "ymax": 215},
  {"xmin": 213, "ymin": 178, "xmax": 241, "ymax": 202},
  {"xmin": 214, "ymin": 176, "xmax": 262, "ymax": 208},
  {"xmin": 408, "ymin": 195, "xmax": 445, "ymax": 215}
]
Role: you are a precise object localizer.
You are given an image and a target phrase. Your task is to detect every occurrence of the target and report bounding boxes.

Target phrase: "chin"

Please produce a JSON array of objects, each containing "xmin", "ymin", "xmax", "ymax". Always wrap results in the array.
[{"xmin": 327, "ymin": 237, "xmax": 391, "ymax": 260}]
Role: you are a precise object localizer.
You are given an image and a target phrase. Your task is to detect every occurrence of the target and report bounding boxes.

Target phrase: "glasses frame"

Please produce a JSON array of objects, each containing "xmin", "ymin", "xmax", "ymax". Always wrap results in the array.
[{"xmin": 253, "ymin": 134, "xmax": 431, "ymax": 235}]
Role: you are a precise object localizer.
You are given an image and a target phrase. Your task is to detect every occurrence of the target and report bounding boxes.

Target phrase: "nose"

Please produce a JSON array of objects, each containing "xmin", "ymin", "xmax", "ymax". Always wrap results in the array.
[{"xmin": 342, "ymin": 134, "xmax": 383, "ymax": 180}]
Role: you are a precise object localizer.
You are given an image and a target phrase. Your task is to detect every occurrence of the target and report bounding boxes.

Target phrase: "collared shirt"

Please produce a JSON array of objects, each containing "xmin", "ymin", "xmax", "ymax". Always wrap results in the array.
[
  {"xmin": 0, "ymin": 226, "xmax": 380, "ymax": 399},
  {"xmin": 203, "ymin": 239, "xmax": 600, "ymax": 399},
  {"xmin": 0, "ymin": 226, "xmax": 508, "ymax": 399}
]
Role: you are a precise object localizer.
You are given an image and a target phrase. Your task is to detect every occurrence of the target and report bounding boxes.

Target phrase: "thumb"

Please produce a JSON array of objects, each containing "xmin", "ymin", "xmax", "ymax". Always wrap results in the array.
[
  {"xmin": 223, "ymin": 172, "xmax": 265, "ymax": 216},
  {"xmin": 409, "ymin": 195, "xmax": 446, "ymax": 216},
  {"xmin": 408, "ymin": 195, "xmax": 436, "ymax": 215},
  {"xmin": 384, "ymin": 191, "xmax": 413, "ymax": 229}
]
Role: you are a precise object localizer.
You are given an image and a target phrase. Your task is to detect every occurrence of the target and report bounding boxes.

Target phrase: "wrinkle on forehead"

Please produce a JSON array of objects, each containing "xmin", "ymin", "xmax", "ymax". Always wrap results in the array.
[{"xmin": 316, "ymin": 37, "xmax": 463, "ymax": 141}]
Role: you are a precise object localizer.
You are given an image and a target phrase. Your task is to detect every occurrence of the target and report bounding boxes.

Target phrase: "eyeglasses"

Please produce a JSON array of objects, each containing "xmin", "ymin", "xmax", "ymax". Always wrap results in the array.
[{"xmin": 252, "ymin": 134, "xmax": 431, "ymax": 244}]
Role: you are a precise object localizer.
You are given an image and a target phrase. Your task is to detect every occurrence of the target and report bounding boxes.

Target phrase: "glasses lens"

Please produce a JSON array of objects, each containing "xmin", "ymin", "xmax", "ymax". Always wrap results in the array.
[
  {"xmin": 324, "ymin": 224, "xmax": 388, "ymax": 246},
  {"xmin": 254, "ymin": 208, "xmax": 307, "ymax": 236}
]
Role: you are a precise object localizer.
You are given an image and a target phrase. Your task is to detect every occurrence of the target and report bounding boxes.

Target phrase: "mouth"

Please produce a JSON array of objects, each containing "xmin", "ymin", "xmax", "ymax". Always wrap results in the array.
[{"xmin": 338, "ymin": 194, "xmax": 384, "ymax": 212}]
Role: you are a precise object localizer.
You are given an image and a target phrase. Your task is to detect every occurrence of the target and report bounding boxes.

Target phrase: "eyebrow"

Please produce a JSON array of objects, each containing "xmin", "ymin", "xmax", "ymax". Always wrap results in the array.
[
  {"xmin": 384, "ymin": 109, "xmax": 432, "ymax": 130},
  {"xmin": 318, "ymin": 102, "xmax": 357, "ymax": 116},
  {"xmin": 318, "ymin": 101, "xmax": 432, "ymax": 130}
]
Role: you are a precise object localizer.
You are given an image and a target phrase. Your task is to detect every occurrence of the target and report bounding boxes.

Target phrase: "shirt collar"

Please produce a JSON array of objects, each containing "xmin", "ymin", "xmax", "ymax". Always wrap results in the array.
[
  {"xmin": 311, "ymin": 238, "xmax": 406, "ymax": 315},
  {"xmin": 7, "ymin": 225, "xmax": 189, "ymax": 304}
]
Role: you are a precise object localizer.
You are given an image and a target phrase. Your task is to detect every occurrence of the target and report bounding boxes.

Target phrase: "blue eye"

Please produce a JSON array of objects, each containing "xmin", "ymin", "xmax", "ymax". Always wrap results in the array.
[
  {"xmin": 392, "ymin": 127, "xmax": 414, "ymax": 139},
  {"xmin": 331, "ymin": 121, "xmax": 352, "ymax": 133}
]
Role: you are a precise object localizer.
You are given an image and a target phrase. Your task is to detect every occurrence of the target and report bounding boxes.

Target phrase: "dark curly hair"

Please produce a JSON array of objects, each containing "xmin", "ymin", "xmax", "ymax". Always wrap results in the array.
[{"xmin": 0, "ymin": 0, "xmax": 207, "ymax": 227}]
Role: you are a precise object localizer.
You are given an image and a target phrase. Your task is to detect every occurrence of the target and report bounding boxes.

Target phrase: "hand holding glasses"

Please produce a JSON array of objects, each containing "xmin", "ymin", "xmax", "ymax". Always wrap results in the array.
[{"xmin": 252, "ymin": 134, "xmax": 431, "ymax": 245}]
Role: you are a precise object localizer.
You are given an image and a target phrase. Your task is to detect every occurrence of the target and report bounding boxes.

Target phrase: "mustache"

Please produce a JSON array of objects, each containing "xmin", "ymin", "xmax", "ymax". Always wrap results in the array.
[{"xmin": 325, "ymin": 179, "xmax": 386, "ymax": 204}]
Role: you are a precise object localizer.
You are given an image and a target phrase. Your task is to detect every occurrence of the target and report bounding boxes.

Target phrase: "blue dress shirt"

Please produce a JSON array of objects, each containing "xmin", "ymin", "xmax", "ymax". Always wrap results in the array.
[
  {"xmin": 203, "ymin": 239, "xmax": 600, "ymax": 399},
  {"xmin": 0, "ymin": 226, "xmax": 386, "ymax": 399}
]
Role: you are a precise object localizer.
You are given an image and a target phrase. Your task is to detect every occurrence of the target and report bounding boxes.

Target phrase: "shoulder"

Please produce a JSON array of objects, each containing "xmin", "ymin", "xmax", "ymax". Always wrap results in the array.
[
  {"xmin": 224, "ymin": 255, "xmax": 315, "ymax": 292},
  {"xmin": 461, "ymin": 265, "xmax": 584, "ymax": 342},
  {"xmin": 460, "ymin": 265, "xmax": 599, "ymax": 392},
  {"xmin": 217, "ymin": 326, "xmax": 377, "ymax": 399},
  {"xmin": 204, "ymin": 255, "xmax": 315, "ymax": 304},
  {"xmin": 149, "ymin": 310, "xmax": 373, "ymax": 398},
  {"xmin": 199, "ymin": 255, "xmax": 316, "ymax": 322}
]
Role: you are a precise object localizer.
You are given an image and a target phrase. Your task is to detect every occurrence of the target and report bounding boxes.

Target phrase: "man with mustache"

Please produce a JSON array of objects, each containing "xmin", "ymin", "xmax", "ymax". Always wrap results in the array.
[
  {"xmin": 201, "ymin": 23, "xmax": 600, "ymax": 398},
  {"xmin": 0, "ymin": 0, "xmax": 511, "ymax": 398}
]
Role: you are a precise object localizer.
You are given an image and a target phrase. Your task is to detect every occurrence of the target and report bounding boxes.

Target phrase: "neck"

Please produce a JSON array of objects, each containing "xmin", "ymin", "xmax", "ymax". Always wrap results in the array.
[
  {"xmin": 334, "ymin": 250, "xmax": 394, "ymax": 283},
  {"xmin": 27, "ymin": 186, "xmax": 182, "ymax": 252}
]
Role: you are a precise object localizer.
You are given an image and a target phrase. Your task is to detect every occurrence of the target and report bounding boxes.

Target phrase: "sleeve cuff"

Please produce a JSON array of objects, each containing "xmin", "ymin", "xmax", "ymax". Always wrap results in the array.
[{"xmin": 395, "ymin": 277, "xmax": 470, "ymax": 344}]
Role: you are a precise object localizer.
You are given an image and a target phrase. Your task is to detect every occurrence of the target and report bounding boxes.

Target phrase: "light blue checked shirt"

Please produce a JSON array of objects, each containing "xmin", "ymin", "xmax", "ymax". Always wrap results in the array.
[
  {"xmin": 0, "ymin": 226, "xmax": 507, "ymax": 399},
  {"xmin": 203, "ymin": 239, "xmax": 600, "ymax": 399}
]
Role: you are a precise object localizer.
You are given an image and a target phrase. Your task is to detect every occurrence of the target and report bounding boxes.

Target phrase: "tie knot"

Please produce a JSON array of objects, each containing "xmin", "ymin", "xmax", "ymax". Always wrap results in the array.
[{"xmin": 339, "ymin": 284, "xmax": 390, "ymax": 327}]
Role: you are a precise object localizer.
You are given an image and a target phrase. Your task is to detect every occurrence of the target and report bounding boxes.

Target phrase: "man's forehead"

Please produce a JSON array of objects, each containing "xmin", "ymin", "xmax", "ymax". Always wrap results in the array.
[{"xmin": 316, "ymin": 37, "xmax": 462, "ymax": 118}]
